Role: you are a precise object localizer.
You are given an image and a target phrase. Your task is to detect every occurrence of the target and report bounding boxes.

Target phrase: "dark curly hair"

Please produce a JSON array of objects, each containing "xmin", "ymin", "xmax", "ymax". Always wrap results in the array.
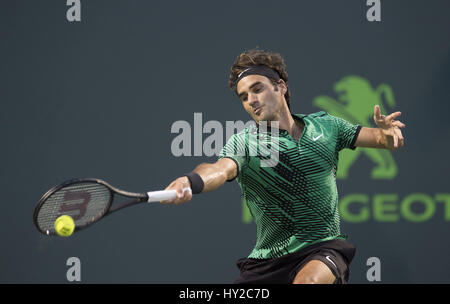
[{"xmin": 228, "ymin": 49, "xmax": 291, "ymax": 109}]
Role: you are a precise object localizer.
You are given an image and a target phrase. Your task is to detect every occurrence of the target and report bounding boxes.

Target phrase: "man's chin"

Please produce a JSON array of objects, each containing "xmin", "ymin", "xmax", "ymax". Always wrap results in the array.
[
  {"xmin": 258, "ymin": 112, "xmax": 277, "ymax": 122},
  {"xmin": 255, "ymin": 116, "xmax": 277, "ymax": 127}
]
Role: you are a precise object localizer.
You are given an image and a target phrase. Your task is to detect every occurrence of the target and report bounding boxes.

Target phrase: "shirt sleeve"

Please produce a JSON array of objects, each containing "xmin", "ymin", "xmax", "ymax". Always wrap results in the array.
[
  {"xmin": 332, "ymin": 115, "xmax": 362, "ymax": 151},
  {"xmin": 218, "ymin": 132, "xmax": 248, "ymax": 181}
]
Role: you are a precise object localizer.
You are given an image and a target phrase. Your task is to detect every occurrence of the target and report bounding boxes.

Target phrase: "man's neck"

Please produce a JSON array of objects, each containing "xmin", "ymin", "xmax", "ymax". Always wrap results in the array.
[
  {"xmin": 277, "ymin": 111, "xmax": 295, "ymax": 132},
  {"xmin": 278, "ymin": 109, "xmax": 303, "ymax": 141},
  {"xmin": 260, "ymin": 108, "xmax": 304, "ymax": 141}
]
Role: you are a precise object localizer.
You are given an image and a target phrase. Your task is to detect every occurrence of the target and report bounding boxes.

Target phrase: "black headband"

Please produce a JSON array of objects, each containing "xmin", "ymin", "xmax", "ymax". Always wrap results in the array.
[{"xmin": 236, "ymin": 65, "xmax": 281, "ymax": 86}]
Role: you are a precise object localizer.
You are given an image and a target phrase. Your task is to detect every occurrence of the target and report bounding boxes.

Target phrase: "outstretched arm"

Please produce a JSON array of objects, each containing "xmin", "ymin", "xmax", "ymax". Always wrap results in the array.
[
  {"xmin": 355, "ymin": 105, "xmax": 405, "ymax": 150},
  {"xmin": 161, "ymin": 157, "xmax": 238, "ymax": 205}
]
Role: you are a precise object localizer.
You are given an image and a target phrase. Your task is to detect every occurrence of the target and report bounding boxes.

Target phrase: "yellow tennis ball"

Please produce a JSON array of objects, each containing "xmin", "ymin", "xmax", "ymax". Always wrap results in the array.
[{"xmin": 54, "ymin": 215, "xmax": 75, "ymax": 237}]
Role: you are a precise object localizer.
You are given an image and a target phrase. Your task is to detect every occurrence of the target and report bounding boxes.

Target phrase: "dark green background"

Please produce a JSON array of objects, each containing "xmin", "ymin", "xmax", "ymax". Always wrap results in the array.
[{"xmin": 1, "ymin": 0, "xmax": 449, "ymax": 283}]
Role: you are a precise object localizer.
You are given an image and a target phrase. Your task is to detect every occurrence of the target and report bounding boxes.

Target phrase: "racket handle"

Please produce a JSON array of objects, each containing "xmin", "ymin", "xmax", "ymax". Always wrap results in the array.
[{"xmin": 147, "ymin": 187, "xmax": 192, "ymax": 202}]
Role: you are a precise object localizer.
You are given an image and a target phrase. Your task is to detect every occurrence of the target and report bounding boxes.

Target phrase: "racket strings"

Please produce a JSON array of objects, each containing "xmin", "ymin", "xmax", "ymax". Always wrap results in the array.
[{"xmin": 36, "ymin": 182, "xmax": 111, "ymax": 234}]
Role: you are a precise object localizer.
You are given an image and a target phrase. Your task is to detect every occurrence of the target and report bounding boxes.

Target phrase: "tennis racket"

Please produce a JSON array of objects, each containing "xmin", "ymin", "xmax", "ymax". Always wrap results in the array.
[{"xmin": 33, "ymin": 178, "xmax": 191, "ymax": 236}]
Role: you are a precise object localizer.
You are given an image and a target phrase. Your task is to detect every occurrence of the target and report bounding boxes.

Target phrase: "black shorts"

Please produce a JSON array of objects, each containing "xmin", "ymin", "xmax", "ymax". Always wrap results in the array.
[{"xmin": 234, "ymin": 239, "xmax": 356, "ymax": 284}]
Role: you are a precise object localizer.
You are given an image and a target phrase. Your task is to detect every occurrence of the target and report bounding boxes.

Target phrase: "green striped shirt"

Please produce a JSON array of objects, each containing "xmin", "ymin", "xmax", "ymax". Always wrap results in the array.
[{"xmin": 219, "ymin": 111, "xmax": 361, "ymax": 259}]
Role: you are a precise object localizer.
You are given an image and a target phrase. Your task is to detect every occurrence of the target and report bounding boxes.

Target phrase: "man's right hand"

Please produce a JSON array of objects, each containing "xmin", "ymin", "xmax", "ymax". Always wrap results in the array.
[{"xmin": 161, "ymin": 176, "xmax": 193, "ymax": 205}]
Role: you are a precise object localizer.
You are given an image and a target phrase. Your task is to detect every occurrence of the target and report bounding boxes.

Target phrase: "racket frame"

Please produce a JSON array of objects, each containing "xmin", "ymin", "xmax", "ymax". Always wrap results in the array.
[{"xmin": 33, "ymin": 178, "xmax": 148, "ymax": 236}]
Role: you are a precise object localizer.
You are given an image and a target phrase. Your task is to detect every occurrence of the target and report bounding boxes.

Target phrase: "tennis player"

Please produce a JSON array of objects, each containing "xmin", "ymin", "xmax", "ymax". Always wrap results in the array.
[{"xmin": 162, "ymin": 49, "xmax": 405, "ymax": 284}]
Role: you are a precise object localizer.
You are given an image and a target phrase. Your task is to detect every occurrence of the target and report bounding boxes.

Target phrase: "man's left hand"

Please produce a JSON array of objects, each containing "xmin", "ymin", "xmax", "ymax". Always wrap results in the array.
[{"xmin": 373, "ymin": 105, "xmax": 406, "ymax": 150}]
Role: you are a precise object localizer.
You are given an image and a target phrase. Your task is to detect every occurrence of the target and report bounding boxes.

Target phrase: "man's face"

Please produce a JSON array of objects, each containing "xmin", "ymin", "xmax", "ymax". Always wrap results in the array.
[{"xmin": 236, "ymin": 75, "xmax": 285, "ymax": 123}]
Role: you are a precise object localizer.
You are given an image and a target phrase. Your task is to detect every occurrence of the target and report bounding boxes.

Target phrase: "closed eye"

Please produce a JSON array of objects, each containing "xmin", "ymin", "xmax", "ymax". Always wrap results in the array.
[
  {"xmin": 253, "ymin": 85, "xmax": 263, "ymax": 93},
  {"xmin": 238, "ymin": 81, "xmax": 264, "ymax": 102}
]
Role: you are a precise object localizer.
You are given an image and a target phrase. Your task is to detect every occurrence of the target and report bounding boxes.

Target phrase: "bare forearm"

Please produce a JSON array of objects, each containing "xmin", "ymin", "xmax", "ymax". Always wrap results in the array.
[
  {"xmin": 193, "ymin": 161, "xmax": 234, "ymax": 192},
  {"xmin": 162, "ymin": 158, "xmax": 237, "ymax": 205},
  {"xmin": 355, "ymin": 127, "xmax": 401, "ymax": 150}
]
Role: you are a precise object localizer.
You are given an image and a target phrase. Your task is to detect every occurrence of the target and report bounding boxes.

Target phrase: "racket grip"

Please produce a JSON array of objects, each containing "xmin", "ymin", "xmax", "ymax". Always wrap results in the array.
[{"xmin": 147, "ymin": 187, "xmax": 192, "ymax": 202}]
